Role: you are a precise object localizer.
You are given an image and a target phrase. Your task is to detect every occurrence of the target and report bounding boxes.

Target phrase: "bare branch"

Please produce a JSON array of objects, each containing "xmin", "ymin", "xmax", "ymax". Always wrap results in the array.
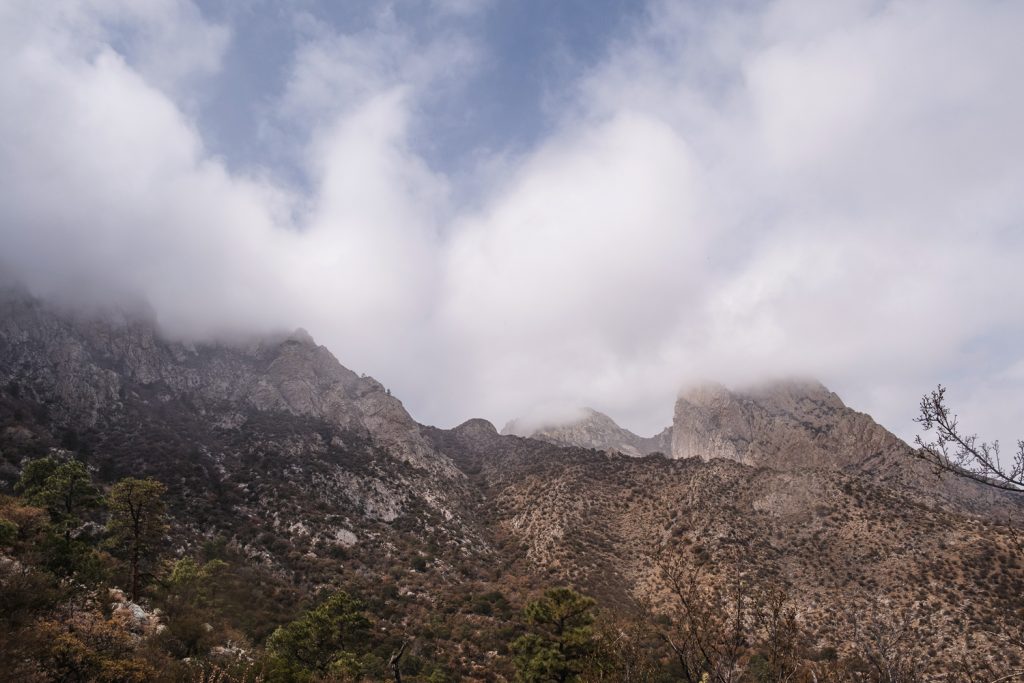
[{"xmin": 913, "ymin": 385, "xmax": 1024, "ymax": 493}]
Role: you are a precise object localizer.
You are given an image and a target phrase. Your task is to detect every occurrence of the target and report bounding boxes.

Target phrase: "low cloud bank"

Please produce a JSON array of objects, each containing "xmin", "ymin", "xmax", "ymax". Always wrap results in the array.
[{"xmin": 1, "ymin": 0, "xmax": 1021, "ymax": 443}]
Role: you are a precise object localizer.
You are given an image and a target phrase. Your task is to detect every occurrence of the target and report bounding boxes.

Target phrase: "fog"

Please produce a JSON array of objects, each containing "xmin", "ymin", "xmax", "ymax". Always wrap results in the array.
[{"xmin": 1, "ymin": 0, "xmax": 1022, "ymax": 443}]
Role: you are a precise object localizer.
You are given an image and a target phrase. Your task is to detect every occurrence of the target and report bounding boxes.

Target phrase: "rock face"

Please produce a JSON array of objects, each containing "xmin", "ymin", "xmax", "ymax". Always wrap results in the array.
[
  {"xmin": 0, "ymin": 291, "xmax": 456, "ymax": 478},
  {"xmin": 503, "ymin": 408, "xmax": 671, "ymax": 457},
  {"xmin": 668, "ymin": 380, "xmax": 907, "ymax": 473},
  {"xmin": 505, "ymin": 381, "xmax": 911, "ymax": 477},
  {"xmin": 109, "ymin": 588, "xmax": 165, "ymax": 639}
]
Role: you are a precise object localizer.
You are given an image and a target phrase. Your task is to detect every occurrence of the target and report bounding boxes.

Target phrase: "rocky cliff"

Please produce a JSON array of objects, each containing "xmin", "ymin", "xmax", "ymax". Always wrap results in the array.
[
  {"xmin": 668, "ymin": 380, "xmax": 909, "ymax": 475},
  {"xmin": 0, "ymin": 289, "xmax": 482, "ymax": 584}
]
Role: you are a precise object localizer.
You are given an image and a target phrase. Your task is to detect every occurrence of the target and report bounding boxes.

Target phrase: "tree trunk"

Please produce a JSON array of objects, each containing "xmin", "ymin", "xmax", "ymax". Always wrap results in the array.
[
  {"xmin": 130, "ymin": 539, "xmax": 141, "ymax": 602},
  {"xmin": 389, "ymin": 639, "xmax": 410, "ymax": 683}
]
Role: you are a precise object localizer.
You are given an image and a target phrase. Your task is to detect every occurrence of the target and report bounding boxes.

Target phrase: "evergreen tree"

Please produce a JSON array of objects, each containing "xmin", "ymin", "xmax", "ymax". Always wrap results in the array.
[
  {"xmin": 511, "ymin": 587, "xmax": 598, "ymax": 683},
  {"xmin": 266, "ymin": 590, "xmax": 372, "ymax": 681},
  {"xmin": 17, "ymin": 457, "xmax": 101, "ymax": 540},
  {"xmin": 106, "ymin": 477, "xmax": 167, "ymax": 601}
]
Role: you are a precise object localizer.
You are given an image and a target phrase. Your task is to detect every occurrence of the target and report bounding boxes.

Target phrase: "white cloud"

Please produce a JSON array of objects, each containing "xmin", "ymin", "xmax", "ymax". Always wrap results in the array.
[
  {"xmin": 0, "ymin": 0, "xmax": 1021, "ymax": 448},
  {"xmin": 432, "ymin": 0, "xmax": 1024, "ymax": 438}
]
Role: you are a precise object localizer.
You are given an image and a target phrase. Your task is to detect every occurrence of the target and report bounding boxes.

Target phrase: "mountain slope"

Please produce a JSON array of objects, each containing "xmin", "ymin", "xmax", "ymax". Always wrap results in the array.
[
  {"xmin": 0, "ymin": 291, "xmax": 486, "ymax": 581},
  {"xmin": 428, "ymin": 422, "xmax": 1024, "ymax": 674},
  {"xmin": 0, "ymin": 291, "xmax": 455, "ymax": 477}
]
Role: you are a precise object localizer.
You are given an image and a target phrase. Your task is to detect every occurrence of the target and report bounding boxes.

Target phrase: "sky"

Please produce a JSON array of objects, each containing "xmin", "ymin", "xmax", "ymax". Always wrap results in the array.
[{"xmin": 0, "ymin": 0, "xmax": 1022, "ymax": 446}]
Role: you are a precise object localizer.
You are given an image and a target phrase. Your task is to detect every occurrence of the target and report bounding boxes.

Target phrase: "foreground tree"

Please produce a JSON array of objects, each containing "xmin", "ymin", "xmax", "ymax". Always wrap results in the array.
[
  {"xmin": 915, "ymin": 385, "xmax": 1024, "ymax": 492},
  {"xmin": 31, "ymin": 608, "xmax": 155, "ymax": 683},
  {"xmin": 265, "ymin": 590, "xmax": 372, "ymax": 681},
  {"xmin": 16, "ymin": 457, "xmax": 106, "ymax": 580},
  {"xmin": 511, "ymin": 587, "xmax": 598, "ymax": 683},
  {"xmin": 659, "ymin": 558, "xmax": 749, "ymax": 683},
  {"xmin": 915, "ymin": 386, "xmax": 1024, "ymax": 679},
  {"xmin": 106, "ymin": 477, "xmax": 168, "ymax": 601}
]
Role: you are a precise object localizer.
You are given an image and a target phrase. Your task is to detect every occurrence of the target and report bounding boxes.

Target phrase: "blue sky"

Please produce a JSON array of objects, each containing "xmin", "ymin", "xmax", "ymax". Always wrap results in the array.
[
  {"xmin": 0, "ymin": 0, "xmax": 1022, "ymax": 445},
  {"xmin": 192, "ymin": 0, "xmax": 649, "ymax": 188}
]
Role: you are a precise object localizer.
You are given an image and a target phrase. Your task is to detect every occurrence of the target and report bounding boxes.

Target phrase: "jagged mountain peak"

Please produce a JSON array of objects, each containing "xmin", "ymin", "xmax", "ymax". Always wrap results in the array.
[
  {"xmin": 499, "ymin": 378, "xmax": 908, "ymax": 477},
  {"xmin": 283, "ymin": 327, "xmax": 317, "ymax": 346},
  {"xmin": 670, "ymin": 378, "xmax": 901, "ymax": 473},
  {"xmin": 502, "ymin": 406, "xmax": 670, "ymax": 457}
]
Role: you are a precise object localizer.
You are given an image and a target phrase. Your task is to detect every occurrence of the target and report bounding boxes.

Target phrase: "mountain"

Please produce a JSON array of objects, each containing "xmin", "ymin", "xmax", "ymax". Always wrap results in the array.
[
  {"xmin": 668, "ymin": 380, "xmax": 908, "ymax": 473},
  {"xmin": 510, "ymin": 381, "xmax": 935, "ymax": 478},
  {"xmin": 0, "ymin": 289, "xmax": 488, "ymax": 595},
  {"xmin": 0, "ymin": 290, "xmax": 455, "ymax": 477},
  {"xmin": 502, "ymin": 408, "xmax": 671, "ymax": 457},
  {"xmin": 2, "ymin": 288, "xmax": 1023, "ymax": 678}
]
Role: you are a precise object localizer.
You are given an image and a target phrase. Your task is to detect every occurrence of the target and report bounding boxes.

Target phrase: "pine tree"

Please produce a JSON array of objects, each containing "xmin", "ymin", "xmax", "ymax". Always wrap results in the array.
[
  {"xmin": 266, "ymin": 590, "xmax": 372, "ymax": 680},
  {"xmin": 106, "ymin": 477, "xmax": 167, "ymax": 601},
  {"xmin": 511, "ymin": 587, "xmax": 597, "ymax": 683},
  {"xmin": 17, "ymin": 457, "xmax": 101, "ymax": 541}
]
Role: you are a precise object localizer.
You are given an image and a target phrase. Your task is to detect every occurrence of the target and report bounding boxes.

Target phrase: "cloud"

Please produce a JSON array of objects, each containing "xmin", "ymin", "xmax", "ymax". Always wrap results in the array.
[
  {"xmin": 0, "ymin": 10, "xmax": 290, "ymax": 336},
  {"xmin": 0, "ymin": 0, "xmax": 229, "ymax": 100},
  {"xmin": 0, "ymin": 0, "xmax": 1021, "ymax": 447}
]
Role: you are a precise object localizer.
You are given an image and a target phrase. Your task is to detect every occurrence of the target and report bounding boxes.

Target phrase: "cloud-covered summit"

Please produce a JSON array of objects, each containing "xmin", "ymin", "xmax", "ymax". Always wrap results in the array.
[{"xmin": 0, "ymin": 0, "xmax": 1021, "ymax": 443}]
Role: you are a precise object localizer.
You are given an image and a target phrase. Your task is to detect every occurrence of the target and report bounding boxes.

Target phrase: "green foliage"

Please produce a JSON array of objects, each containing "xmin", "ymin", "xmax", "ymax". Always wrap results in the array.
[
  {"xmin": 106, "ymin": 477, "xmax": 168, "ymax": 601},
  {"xmin": 0, "ymin": 517, "xmax": 16, "ymax": 546},
  {"xmin": 265, "ymin": 590, "xmax": 372, "ymax": 682},
  {"xmin": 15, "ymin": 455, "xmax": 59, "ymax": 498},
  {"xmin": 166, "ymin": 556, "xmax": 229, "ymax": 605},
  {"xmin": 39, "ymin": 534, "xmax": 110, "ymax": 583},
  {"xmin": 511, "ymin": 587, "xmax": 597, "ymax": 683},
  {"xmin": 154, "ymin": 557, "xmax": 233, "ymax": 658},
  {"xmin": 10, "ymin": 459, "xmax": 107, "ymax": 581},
  {"xmin": 17, "ymin": 456, "xmax": 101, "ymax": 538}
]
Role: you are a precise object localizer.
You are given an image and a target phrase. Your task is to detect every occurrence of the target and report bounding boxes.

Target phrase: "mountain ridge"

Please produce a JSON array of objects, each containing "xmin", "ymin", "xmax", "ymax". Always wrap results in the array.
[
  {"xmin": 2, "ymin": 288, "xmax": 1023, "ymax": 676},
  {"xmin": 505, "ymin": 380, "xmax": 916, "ymax": 478}
]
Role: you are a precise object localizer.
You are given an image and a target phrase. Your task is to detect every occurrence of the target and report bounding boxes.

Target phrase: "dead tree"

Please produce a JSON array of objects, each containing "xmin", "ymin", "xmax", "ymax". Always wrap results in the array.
[
  {"xmin": 914, "ymin": 385, "xmax": 1024, "ymax": 493},
  {"xmin": 388, "ymin": 638, "xmax": 410, "ymax": 683}
]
